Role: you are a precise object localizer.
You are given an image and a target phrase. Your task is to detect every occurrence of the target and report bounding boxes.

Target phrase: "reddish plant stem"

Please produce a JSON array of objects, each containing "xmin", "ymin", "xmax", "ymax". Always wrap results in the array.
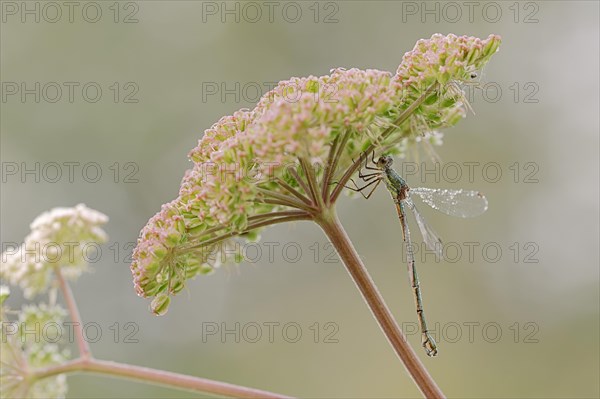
[
  {"xmin": 317, "ymin": 209, "xmax": 445, "ymax": 399},
  {"xmin": 32, "ymin": 358, "xmax": 292, "ymax": 399},
  {"xmin": 53, "ymin": 266, "xmax": 91, "ymax": 360},
  {"xmin": 50, "ymin": 267, "xmax": 292, "ymax": 398}
]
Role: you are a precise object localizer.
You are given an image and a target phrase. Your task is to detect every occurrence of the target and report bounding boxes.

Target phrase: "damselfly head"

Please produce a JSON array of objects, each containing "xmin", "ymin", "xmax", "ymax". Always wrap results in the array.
[{"xmin": 376, "ymin": 155, "xmax": 393, "ymax": 169}]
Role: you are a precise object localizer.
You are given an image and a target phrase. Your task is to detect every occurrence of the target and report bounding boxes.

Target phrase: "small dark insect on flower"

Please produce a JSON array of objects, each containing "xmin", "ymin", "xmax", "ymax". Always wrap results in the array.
[{"xmin": 470, "ymin": 72, "xmax": 478, "ymax": 79}]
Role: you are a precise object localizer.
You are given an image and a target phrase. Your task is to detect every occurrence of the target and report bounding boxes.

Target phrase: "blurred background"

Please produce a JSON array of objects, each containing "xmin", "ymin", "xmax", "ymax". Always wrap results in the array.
[{"xmin": 1, "ymin": 1, "xmax": 598, "ymax": 398}]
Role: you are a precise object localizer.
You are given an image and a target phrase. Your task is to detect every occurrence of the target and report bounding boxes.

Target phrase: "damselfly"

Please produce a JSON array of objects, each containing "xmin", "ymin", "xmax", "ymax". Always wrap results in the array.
[{"xmin": 347, "ymin": 152, "xmax": 488, "ymax": 356}]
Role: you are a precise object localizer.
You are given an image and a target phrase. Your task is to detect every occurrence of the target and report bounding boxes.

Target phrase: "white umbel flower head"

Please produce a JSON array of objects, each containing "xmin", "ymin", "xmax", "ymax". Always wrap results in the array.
[
  {"xmin": 0, "ymin": 204, "xmax": 108, "ymax": 298},
  {"xmin": 1, "ymin": 298, "xmax": 69, "ymax": 399}
]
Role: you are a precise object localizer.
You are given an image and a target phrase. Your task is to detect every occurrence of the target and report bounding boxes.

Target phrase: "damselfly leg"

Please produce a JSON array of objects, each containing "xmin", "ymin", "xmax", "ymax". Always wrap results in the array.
[{"xmin": 346, "ymin": 152, "xmax": 383, "ymax": 199}]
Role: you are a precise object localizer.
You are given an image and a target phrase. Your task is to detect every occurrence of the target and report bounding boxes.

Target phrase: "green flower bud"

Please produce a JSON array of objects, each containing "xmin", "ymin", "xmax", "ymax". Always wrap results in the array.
[{"xmin": 151, "ymin": 294, "xmax": 171, "ymax": 316}]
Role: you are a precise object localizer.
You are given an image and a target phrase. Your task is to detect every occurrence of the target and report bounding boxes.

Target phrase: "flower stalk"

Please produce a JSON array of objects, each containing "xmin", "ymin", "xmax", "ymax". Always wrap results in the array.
[
  {"xmin": 46, "ymin": 266, "xmax": 291, "ymax": 399},
  {"xmin": 316, "ymin": 209, "xmax": 444, "ymax": 398},
  {"xmin": 31, "ymin": 358, "xmax": 291, "ymax": 399},
  {"xmin": 53, "ymin": 266, "xmax": 91, "ymax": 361}
]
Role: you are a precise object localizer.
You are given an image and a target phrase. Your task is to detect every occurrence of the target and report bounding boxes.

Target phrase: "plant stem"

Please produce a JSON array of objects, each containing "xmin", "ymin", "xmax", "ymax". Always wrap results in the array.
[
  {"xmin": 32, "ymin": 358, "xmax": 291, "ymax": 399},
  {"xmin": 53, "ymin": 266, "xmax": 91, "ymax": 360},
  {"xmin": 316, "ymin": 209, "xmax": 445, "ymax": 399},
  {"xmin": 50, "ymin": 267, "xmax": 292, "ymax": 398}
]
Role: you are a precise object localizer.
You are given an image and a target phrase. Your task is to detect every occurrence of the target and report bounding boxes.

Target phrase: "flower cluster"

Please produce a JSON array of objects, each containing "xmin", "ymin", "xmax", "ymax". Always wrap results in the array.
[
  {"xmin": 396, "ymin": 33, "xmax": 501, "ymax": 88},
  {"xmin": 0, "ymin": 287, "xmax": 69, "ymax": 399},
  {"xmin": 389, "ymin": 33, "xmax": 502, "ymax": 147},
  {"xmin": 131, "ymin": 34, "xmax": 501, "ymax": 313},
  {"xmin": 130, "ymin": 199, "xmax": 218, "ymax": 314},
  {"xmin": 0, "ymin": 204, "xmax": 109, "ymax": 298}
]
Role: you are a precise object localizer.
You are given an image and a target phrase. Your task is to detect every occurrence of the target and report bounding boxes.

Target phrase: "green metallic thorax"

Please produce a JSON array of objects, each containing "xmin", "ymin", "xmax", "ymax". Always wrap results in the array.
[{"xmin": 383, "ymin": 167, "xmax": 409, "ymax": 202}]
